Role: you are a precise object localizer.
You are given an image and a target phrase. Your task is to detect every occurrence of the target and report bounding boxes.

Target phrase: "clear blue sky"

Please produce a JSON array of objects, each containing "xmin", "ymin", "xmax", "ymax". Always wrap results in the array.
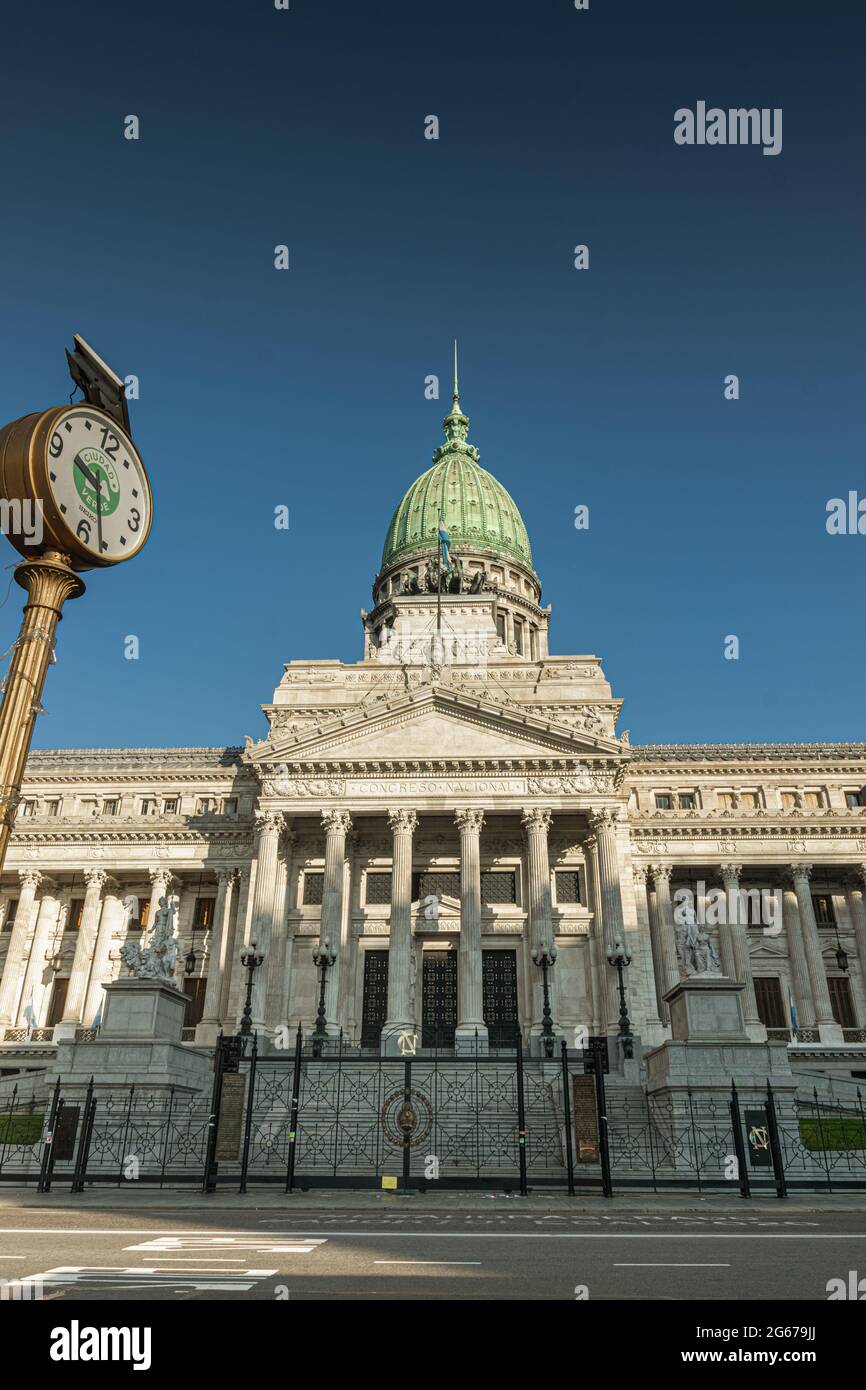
[{"xmin": 0, "ymin": 0, "xmax": 863, "ymax": 749}]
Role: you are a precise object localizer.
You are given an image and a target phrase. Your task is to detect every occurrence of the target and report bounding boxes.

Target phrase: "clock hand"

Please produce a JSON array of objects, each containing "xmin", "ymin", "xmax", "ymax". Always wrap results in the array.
[
  {"xmin": 94, "ymin": 474, "xmax": 104, "ymax": 556},
  {"xmin": 73, "ymin": 453, "xmax": 99, "ymax": 490}
]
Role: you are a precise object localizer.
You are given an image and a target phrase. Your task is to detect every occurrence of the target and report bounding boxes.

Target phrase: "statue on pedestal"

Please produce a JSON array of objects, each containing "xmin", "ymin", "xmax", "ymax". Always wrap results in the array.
[
  {"xmin": 676, "ymin": 905, "xmax": 721, "ymax": 978},
  {"xmin": 119, "ymin": 895, "xmax": 179, "ymax": 982}
]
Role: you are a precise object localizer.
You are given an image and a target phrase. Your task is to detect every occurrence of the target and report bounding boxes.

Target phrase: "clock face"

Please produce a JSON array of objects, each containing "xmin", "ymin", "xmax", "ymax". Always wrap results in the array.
[{"xmin": 43, "ymin": 406, "xmax": 151, "ymax": 564}]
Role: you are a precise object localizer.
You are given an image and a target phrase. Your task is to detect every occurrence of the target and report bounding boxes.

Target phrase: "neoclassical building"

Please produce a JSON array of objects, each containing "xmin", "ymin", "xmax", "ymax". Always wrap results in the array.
[{"xmin": 1, "ymin": 380, "xmax": 865, "ymax": 1075}]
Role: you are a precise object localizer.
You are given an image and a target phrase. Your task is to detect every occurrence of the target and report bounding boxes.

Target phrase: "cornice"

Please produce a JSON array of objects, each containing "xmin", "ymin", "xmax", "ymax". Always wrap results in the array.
[{"xmin": 629, "ymin": 743, "xmax": 866, "ymax": 769}]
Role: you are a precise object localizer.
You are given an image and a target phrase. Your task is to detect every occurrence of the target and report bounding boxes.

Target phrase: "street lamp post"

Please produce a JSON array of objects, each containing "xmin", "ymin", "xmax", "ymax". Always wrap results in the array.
[
  {"xmin": 531, "ymin": 943, "xmax": 558, "ymax": 1059},
  {"xmin": 239, "ymin": 943, "xmax": 264, "ymax": 1039},
  {"xmin": 607, "ymin": 938, "xmax": 634, "ymax": 1060},
  {"xmin": 311, "ymin": 939, "xmax": 337, "ymax": 1058}
]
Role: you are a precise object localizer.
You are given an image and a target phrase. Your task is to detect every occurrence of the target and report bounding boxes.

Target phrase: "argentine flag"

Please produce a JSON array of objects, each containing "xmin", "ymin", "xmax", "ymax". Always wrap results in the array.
[
  {"xmin": 788, "ymin": 987, "xmax": 799, "ymax": 1036},
  {"xmin": 438, "ymin": 513, "xmax": 452, "ymax": 572}
]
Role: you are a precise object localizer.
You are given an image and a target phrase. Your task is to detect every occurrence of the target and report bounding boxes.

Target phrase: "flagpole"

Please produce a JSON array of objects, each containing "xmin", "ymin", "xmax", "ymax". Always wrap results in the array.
[{"xmin": 436, "ymin": 532, "xmax": 442, "ymax": 638}]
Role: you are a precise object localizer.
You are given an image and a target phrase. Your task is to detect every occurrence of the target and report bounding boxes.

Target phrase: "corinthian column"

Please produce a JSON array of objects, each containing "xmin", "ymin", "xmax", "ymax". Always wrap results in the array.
[
  {"xmin": 791, "ymin": 864, "xmax": 843, "ymax": 1042},
  {"xmin": 846, "ymin": 869, "xmax": 866, "ymax": 1025},
  {"xmin": 55, "ymin": 868, "xmax": 107, "ymax": 1039},
  {"xmin": 197, "ymin": 868, "xmax": 237, "ymax": 1045},
  {"xmin": 456, "ymin": 808, "xmax": 487, "ymax": 1052},
  {"xmin": 82, "ymin": 885, "xmax": 122, "ymax": 1028},
  {"xmin": 318, "ymin": 810, "xmax": 352, "ymax": 1034},
  {"xmin": 147, "ymin": 866, "xmax": 175, "ymax": 930},
  {"xmin": 17, "ymin": 879, "xmax": 60, "ymax": 1026},
  {"xmin": 718, "ymin": 863, "xmax": 764, "ymax": 1037},
  {"xmin": 648, "ymin": 864, "xmax": 680, "ymax": 1009},
  {"xmin": 0, "ymin": 869, "xmax": 41, "ymax": 1027},
  {"xmin": 783, "ymin": 886, "xmax": 815, "ymax": 1033},
  {"xmin": 248, "ymin": 810, "xmax": 286, "ymax": 1030},
  {"xmin": 381, "ymin": 809, "xmax": 418, "ymax": 1052},
  {"xmin": 522, "ymin": 808, "xmax": 554, "ymax": 1037},
  {"xmin": 588, "ymin": 809, "xmax": 628, "ymax": 1043}
]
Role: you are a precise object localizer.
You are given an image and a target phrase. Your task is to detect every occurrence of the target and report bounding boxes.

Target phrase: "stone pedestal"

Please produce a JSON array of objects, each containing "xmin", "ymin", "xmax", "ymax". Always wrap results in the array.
[
  {"xmin": 665, "ymin": 975, "xmax": 749, "ymax": 1044},
  {"xmin": 52, "ymin": 978, "xmax": 213, "ymax": 1098}
]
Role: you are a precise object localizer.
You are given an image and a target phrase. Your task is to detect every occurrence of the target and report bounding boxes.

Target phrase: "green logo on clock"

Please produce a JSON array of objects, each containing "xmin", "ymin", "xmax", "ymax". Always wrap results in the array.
[{"xmin": 73, "ymin": 447, "xmax": 120, "ymax": 517}]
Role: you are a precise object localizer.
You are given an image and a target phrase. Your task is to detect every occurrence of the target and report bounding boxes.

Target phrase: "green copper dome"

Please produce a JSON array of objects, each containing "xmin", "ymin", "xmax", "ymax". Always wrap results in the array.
[{"xmin": 381, "ymin": 363, "xmax": 533, "ymax": 572}]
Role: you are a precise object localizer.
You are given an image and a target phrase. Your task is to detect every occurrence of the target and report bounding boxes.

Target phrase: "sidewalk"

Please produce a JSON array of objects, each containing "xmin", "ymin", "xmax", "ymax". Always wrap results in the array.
[{"xmin": 0, "ymin": 1185, "xmax": 862, "ymax": 1216}]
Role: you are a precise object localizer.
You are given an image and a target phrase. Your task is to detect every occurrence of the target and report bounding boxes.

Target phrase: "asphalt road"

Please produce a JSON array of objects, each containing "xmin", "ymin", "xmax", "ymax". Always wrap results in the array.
[{"xmin": 1, "ymin": 1205, "xmax": 865, "ymax": 1301}]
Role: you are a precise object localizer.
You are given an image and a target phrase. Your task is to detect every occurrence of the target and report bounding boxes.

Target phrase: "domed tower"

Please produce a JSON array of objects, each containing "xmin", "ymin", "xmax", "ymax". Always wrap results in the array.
[{"xmin": 364, "ymin": 351, "xmax": 551, "ymax": 665}]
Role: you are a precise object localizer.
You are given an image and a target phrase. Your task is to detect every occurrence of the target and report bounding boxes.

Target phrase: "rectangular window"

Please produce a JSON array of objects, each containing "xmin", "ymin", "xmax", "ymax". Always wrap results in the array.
[
  {"xmin": 68, "ymin": 899, "xmax": 85, "ymax": 931},
  {"xmin": 2, "ymin": 899, "xmax": 18, "ymax": 932},
  {"xmin": 413, "ymin": 871, "xmax": 460, "ymax": 902},
  {"xmin": 555, "ymin": 870, "xmax": 581, "ymax": 904},
  {"xmin": 196, "ymin": 798, "xmax": 214, "ymax": 815},
  {"xmin": 139, "ymin": 900, "xmax": 150, "ymax": 930},
  {"xmin": 223, "ymin": 797, "xmax": 238, "ymax": 816},
  {"xmin": 754, "ymin": 977, "xmax": 786, "ymax": 1030},
  {"xmin": 655, "ymin": 794, "xmax": 673, "ymax": 810},
  {"xmin": 803, "ymin": 791, "xmax": 823, "ymax": 809},
  {"xmin": 812, "ymin": 894, "xmax": 836, "ymax": 927},
  {"xmin": 303, "ymin": 872, "xmax": 324, "ymax": 905},
  {"xmin": 193, "ymin": 896, "xmax": 216, "ymax": 930},
  {"xmin": 163, "ymin": 798, "xmax": 178, "ymax": 814},
  {"xmin": 18, "ymin": 800, "xmax": 36, "ymax": 818},
  {"xmin": 740, "ymin": 792, "xmax": 759, "ymax": 810},
  {"xmin": 365, "ymin": 872, "xmax": 392, "ymax": 905},
  {"xmin": 103, "ymin": 799, "xmax": 119, "ymax": 817},
  {"xmin": 717, "ymin": 793, "xmax": 735, "ymax": 811},
  {"xmin": 678, "ymin": 793, "xmax": 696, "ymax": 810},
  {"xmin": 828, "ymin": 976, "xmax": 855, "ymax": 1029},
  {"xmin": 780, "ymin": 792, "xmax": 797, "ymax": 809},
  {"xmin": 46, "ymin": 978, "xmax": 69, "ymax": 1029},
  {"xmin": 140, "ymin": 798, "xmax": 157, "ymax": 816},
  {"xmin": 845, "ymin": 791, "xmax": 863, "ymax": 808},
  {"xmin": 45, "ymin": 800, "xmax": 60, "ymax": 818},
  {"xmin": 495, "ymin": 613, "xmax": 506, "ymax": 643},
  {"xmin": 481, "ymin": 871, "xmax": 516, "ymax": 905},
  {"xmin": 514, "ymin": 620, "xmax": 524, "ymax": 655}
]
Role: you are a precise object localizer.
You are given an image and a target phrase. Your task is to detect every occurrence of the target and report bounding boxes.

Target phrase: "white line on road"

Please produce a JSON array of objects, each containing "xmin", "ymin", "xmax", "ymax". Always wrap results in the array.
[
  {"xmin": 373, "ymin": 1260, "xmax": 482, "ymax": 1266},
  {"xmin": 613, "ymin": 1262, "xmax": 730, "ymax": 1267}
]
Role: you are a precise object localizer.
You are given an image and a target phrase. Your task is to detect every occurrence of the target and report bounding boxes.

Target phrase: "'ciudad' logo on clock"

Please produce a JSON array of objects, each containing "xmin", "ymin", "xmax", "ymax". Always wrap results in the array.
[{"xmin": 73, "ymin": 447, "xmax": 120, "ymax": 516}]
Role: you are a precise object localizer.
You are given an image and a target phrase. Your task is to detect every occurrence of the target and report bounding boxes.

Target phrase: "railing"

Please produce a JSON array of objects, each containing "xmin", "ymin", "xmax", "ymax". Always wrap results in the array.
[
  {"xmin": 843, "ymin": 1027, "xmax": 866, "ymax": 1043},
  {"xmin": 2, "ymin": 1027, "xmax": 55, "ymax": 1043}
]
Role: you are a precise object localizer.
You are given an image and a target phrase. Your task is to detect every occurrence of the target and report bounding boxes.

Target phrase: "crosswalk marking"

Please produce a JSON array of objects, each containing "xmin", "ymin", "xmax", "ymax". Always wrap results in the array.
[
  {"xmin": 125, "ymin": 1235, "xmax": 327, "ymax": 1256},
  {"xmin": 18, "ymin": 1266, "xmax": 279, "ymax": 1292}
]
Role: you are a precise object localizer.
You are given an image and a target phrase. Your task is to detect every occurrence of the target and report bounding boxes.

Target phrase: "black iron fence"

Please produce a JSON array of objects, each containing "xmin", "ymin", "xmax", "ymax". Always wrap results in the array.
[{"xmin": 2, "ymin": 1036, "xmax": 865, "ymax": 1196}]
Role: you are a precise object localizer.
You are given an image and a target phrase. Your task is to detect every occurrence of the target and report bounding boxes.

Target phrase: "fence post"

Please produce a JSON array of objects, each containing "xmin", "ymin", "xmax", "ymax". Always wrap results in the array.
[
  {"xmin": 239, "ymin": 1032, "xmax": 258, "ymax": 1194},
  {"xmin": 118, "ymin": 1084, "xmax": 135, "ymax": 1188},
  {"xmin": 285, "ymin": 1024, "xmax": 303, "ymax": 1193},
  {"xmin": 37, "ymin": 1077, "xmax": 62, "ymax": 1194},
  {"xmin": 401, "ymin": 1056, "xmax": 412, "ymax": 1189},
  {"xmin": 765, "ymin": 1081, "xmax": 788, "ymax": 1199},
  {"xmin": 811, "ymin": 1086, "xmax": 833, "ymax": 1193},
  {"xmin": 593, "ymin": 1053, "xmax": 613, "ymax": 1199},
  {"xmin": 560, "ymin": 1041, "xmax": 575, "ymax": 1196},
  {"xmin": 729, "ymin": 1079, "xmax": 751, "ymax": 1199},
  {"xmin": 202, "ymin": 1033, "xmax": 228, "ymax": 1195},
  {"xmin": 515, "ymin": 1036, "xmax": 528, "ymax": 1195},
  {"xmin": 70, "ymin": 1076, "xmax": 95, "ymax": 1193}
]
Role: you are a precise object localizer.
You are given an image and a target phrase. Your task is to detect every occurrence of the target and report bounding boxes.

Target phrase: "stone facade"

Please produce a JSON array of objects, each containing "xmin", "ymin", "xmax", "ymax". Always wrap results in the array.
[{"xmin": 1, "ymin": 388, "xmax": 865, "ymax": 1074}]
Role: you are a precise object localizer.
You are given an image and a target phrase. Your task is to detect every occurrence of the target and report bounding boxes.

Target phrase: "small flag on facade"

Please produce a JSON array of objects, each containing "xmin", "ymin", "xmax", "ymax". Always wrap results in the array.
[{"xmin": 788, "ymin": 987, "xmax": 799, "ymax": 1036}]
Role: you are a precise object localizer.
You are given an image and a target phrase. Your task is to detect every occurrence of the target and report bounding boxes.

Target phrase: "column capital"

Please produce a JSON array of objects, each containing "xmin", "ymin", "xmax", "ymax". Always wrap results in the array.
[
  {"xmin": 237, "ymin": 866, "xmax": 251, "ymax": 885},
  {"xmin": 321, "ymin": 809, "xmax": 352, "ymax": 836},
  {"xmin": 521, "ymin": 808, "xmax": 552, "ymax": 835},
  {"xmin": 720, "ymin": 862, "xmax": 743, "ymax": 883},
  {"xmin": 255, "ymin": 808, "xmax": 286, "ymax": 836},
  {"xmin": 83, "ymin": 868, "xmax": 108, "ymax": 892},
  {"xmin": 856, "ymin": 863, "xmax": 866, "ymax": 889},
  {"xmin": 650, "ymin": 862, "xmax": 672, "ymax": 885},
  {"xmin": 790, "ymin": 862, "xmax": 813, "ymax": 885},
  {"xmin": 455, "ymin": 808, "xmax": 485, "ymax": 835},
  {"xmin": 588, "ymin": 807, "xmax": 620, "ymax": 835},
  {"xmin": 632, "ymin": 864, "xmax": 649, "ymax": 885},
  {"xmin": 149, "ymin": 865, "xmax": 175, "ymax": 888},
  {"xmin": 17, "ymin": 868, "xmax": 41, "ymax": 890},
  {"xmin": 215, "ymin": 867, "xmax": 235, "ymax": 887},
  {"xmin": 388, "ymin": 809, "xmax": 418, "ymax": 835}
]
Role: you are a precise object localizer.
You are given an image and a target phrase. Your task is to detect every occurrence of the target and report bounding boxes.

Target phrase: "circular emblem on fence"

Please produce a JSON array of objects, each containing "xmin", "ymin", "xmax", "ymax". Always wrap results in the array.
[{"xmin": 381, "ymin": 1088, "xmax": 433, "ymax": 1149}]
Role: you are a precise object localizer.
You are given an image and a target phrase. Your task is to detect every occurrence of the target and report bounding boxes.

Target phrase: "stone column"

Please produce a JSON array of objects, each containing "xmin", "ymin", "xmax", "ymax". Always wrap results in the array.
[
  {"xmin": 196, "ymin": 868, "xmax": 236, "ymax": 1045},
  {"xmin": 55, "ymin": 868, "xmax": 107, "ymax": 1039},
  {"xmin": 248, "ymin": 810, "xmax": 286, "ymax": 1031},
  {"xmin": 147, "ymin": 866, "xmax": 175, "ymax": 931},
  {"xmin": 648, "ymin": 864, "xmax": 680, "ymax": 1013},
  {"xmin": 265, "ymin": 832, "xmax": 294, "ymax": 1035},
  {"xmin": 522, "ymin": 808, "xmax": 554, "ymax": 1037},
  {"xmin": 637, "ymin": 866, "xmax": 667, "ymax": 1022},
  {"xmin": 589, "ymin": 810, "xmax": 628, "ymax": 1039},
  {"xmin": 846, "ymin": 868, "xmax": 866, "ymax": 1025},
  {"xmin": 227, "ymin": 867, "xmax": 253, "ymax": 1026},
  {"xmin": 455, "ymin": 808, "xmax": 487, "ymax": 1052},
  {"xmin": 719, "ymin": 863, "xmax": 764, "ymax": 1037},
  {"xmin": 381, "ymin": 809, "xmax": 418, "ymax": 1051},
  {"xmin": 318, "ymin": 810, "xmax": 352, "ymax": 1034},
  {"xmin": 791, "ymin": 863, "xmax": 843, "ymax": 1042},
  {"xmin": 783, "ymin": 886, "xmax": 815, "ymax": 1033},
  {"xmin": 583, "ymin": 834, "xmax": 607, "ymax": 1031},
  {"xmin": 17, "ymin": 879, "xmax": 60, "ymax": 1026},
  {"xmin": 0, "ymin": 869, "xmax": 41, "ymax": 1027},
  {"xmin": 82, "ymin": 886, "xmax": 122, "ymax": 1028}
]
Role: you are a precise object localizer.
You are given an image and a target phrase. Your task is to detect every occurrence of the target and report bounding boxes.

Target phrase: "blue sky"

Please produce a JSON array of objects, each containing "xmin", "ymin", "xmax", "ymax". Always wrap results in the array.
[{"xmin": 0, "ymin": 0, "xmax": 863, "ymax": 749}]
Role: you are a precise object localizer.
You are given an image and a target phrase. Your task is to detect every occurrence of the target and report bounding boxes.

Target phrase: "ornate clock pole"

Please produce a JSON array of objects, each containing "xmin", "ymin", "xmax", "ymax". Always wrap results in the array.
[{"xmin": 0, "ymin": 336, "xmax": 153, "ymax": 875}]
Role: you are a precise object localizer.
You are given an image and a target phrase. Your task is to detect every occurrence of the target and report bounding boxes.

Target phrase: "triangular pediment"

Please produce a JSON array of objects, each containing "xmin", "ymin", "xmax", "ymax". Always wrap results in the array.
[{"xmin": 248, "ymin": 687, "xmax": 624, "ymax": 765}]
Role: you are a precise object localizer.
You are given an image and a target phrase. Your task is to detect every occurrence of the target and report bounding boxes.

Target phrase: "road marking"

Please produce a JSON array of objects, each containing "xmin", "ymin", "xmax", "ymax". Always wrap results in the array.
[
  {"xmin": 17, "ymin": 1266, "xmax": 279, "ymax": 1292},
  {"xmin": 126, "ymin": 1236, "xmax": 326, "ymax": 1255},
  {"xmin": 614, "ymin": 1262, "xmax": 730, "ymax": 1267},
  {"xmin": 0, "ymin": 1255, "xmax": 25, "ymax": 1260},
  {"xmin": 373, "ymin": 1260, "xmax": 482, "ymax": 1266},
  {"xmin": 217, "ymin": 1230, "xmax": 866, "ymax": 1240}
]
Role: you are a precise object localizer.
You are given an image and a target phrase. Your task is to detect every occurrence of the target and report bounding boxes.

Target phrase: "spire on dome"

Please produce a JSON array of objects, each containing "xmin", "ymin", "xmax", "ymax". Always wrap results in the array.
[{"xmin": 443, "ymin": 339, "xmax": 469, "ymax": 445}]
